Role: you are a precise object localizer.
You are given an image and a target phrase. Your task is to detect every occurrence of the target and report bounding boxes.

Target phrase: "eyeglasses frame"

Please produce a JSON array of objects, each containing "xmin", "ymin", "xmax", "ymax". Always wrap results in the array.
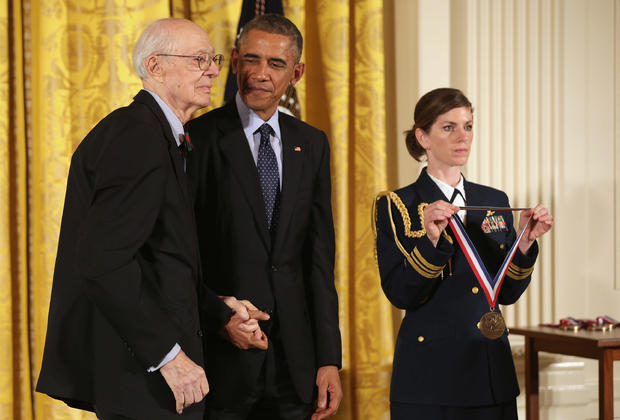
[{"xmin": 156, "ymin": 53, "xmax": 224, "ymax": 71}]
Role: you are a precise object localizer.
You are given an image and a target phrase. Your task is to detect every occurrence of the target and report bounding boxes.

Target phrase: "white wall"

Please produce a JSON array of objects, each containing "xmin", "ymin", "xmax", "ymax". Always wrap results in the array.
[{"xmin": 389, "ymin": 0, "xmax": 620, "ymax": 418}]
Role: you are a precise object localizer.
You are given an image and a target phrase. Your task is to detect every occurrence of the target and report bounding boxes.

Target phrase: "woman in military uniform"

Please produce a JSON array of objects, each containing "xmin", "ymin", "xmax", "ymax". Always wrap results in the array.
[{"xmin": 374, "ymin": 88, "xmax": 553, "ymax": 419}]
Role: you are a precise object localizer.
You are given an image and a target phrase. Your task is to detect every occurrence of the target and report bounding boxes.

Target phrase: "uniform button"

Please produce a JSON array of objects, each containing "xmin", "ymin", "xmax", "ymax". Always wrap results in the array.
[
  {"xmin": 472, "ymin": 286, "xmax": 479, "ymax": 294},
  {"xmin": 271, "ymin": 265, "xmax": 278, "ymax": 272},
  {"xmin": 499, "ymin": 244, "xmax": 505, "ymax": 250},
  {"xmin": 477, "ymin": 322, "xmax": 481, "ymax": 329},
  {"xmin": 417, "ymin": 336, "xmax": 424, "ymax": 342},
  {"xmin": 197, "ymin": 330, "xmax": 203, "ymax": 337}
]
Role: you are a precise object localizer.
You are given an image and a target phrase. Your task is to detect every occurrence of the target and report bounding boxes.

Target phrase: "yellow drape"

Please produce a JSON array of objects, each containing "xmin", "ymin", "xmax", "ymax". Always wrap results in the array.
[
  {"xmin": 1, "ymin": 1, "xmax": 30, "ymax": 419},
  {"xmin": 1, "ymin": 1, "xmax": 394, "ymax": 418},
  {"xmin": 302, "ymin": 1, "xmax": 394, "ymax": 418}
]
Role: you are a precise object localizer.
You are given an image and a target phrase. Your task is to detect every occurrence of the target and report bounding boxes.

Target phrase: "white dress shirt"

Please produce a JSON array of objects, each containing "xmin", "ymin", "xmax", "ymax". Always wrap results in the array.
[{"xmin": 236, "ymin": 92, "xmax": 283, "ymax": 188}]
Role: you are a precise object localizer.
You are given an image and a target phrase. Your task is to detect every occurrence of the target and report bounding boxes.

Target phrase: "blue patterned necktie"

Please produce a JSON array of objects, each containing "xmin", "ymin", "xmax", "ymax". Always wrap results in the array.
[{"xmin": 256, "ymin": 123, "xmax": 280, "ymax": 230}]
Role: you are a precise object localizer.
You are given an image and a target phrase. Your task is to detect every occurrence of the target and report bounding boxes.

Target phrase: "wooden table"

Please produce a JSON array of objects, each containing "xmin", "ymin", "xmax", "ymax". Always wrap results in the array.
[{"xmin": 510, "ymin": 326, "xmax": 620, "ymax": 420}]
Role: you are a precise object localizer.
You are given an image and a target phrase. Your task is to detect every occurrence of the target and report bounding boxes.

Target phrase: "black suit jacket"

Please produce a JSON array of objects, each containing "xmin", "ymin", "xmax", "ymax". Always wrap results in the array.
[
  {"xmin": 36, "ymin": 90, "xmax": 230, "ymax": 419},
  {"xmin": 187, "ymin": 101, "xmax": 342, "ymax": 406},
  {"xmin": 375, "ymin": 168, "xmax": 538, "ymax": 406}
]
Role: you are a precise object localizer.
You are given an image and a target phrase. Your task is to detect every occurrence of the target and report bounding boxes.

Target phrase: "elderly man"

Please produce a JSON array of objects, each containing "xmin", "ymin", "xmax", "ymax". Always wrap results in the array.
[
  {"xmin": 188, "ymin": 14, "xmax": 343, "ymax": 420},
  {"xmin": 36, "ymin": 18, "xmax": 266, "ymax": 420}
]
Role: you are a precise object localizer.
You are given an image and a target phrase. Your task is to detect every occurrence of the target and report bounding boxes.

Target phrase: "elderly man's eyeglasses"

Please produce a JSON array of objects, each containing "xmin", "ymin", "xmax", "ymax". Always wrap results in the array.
[{"xmin": 157, "ymin": 53, "xmax": 225, "ymax": 71}]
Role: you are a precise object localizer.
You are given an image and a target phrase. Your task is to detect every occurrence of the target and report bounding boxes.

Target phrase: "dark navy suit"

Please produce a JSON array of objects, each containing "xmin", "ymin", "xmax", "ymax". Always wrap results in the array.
[
  {"xmin": 375, "ymin": 168, "xmax": 538, "ymax": 417},
  {"xmin": 187, "ymin": 100, "xmax": 341, "ymax": 410}
]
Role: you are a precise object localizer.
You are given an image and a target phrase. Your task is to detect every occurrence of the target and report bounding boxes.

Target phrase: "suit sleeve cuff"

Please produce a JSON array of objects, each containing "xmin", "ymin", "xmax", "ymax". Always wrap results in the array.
[
  {"xmin": 406, "ymin": 234, "xmax": 452, "ymax": 278},
  {"xmin": 507, "ymin": 240, "xmax": 539, "ymax": 280},
  {"xmin": 147, "ymin": 343, "xmax": 181, "ymax": 372}
]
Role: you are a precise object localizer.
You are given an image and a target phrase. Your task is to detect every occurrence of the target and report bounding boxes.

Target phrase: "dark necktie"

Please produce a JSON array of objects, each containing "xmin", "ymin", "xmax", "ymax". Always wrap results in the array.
[
  {"xmin": 450, "ymin": 188, "xmax": 466, "ymax": 222},
  {"xmin": 449, "ymin": 188, "xmax": 465, "ymax": 204},
  {"xmin": 256, "ymin": 123, "xmax": 280, "ymax": 230}
]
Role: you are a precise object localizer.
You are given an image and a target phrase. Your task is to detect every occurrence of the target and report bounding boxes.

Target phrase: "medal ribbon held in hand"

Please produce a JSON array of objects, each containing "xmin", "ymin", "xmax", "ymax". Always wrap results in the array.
[{"xmin": 448, "ymin": 211, "xmax": 531, "ymax": 339}]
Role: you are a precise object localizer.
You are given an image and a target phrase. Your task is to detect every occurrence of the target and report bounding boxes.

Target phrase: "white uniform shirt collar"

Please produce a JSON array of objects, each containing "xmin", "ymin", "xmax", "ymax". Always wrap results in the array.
[
  {"xmin": 145, "ymin": 89, "xmax": 185, "ymax": 147},
  {"xmin": 427, "ymin": 170, "xmax": 467, "ymax": 221}
]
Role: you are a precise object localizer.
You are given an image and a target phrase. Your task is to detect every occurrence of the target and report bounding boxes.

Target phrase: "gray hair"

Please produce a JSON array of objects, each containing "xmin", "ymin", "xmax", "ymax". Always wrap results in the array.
[{"xmin": 132, "ymin": 19, "xmax": 178, "ymax": 80}]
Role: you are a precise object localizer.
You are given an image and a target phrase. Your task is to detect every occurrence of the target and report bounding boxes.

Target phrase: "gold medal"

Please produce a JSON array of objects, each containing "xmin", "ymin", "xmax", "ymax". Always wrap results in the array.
[
  {"xmin": 479, "ymin": 311, "xmax": 506, "ymax": 339},
  {"xmin": 559, "ymin": 325, "xmax": 580, "ymax": 332},
  {"xmin": 587, "ymin": 324, "xmax": 614, "ymax": 332}
]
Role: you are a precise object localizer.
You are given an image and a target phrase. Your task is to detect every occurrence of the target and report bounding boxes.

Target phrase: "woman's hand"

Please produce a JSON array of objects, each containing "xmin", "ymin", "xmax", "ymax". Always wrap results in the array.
[
  {"xmin": 423, "ymin": 200, "xmax": 459, "ymax": 247},
  {"xmin": 517, "ymin": 204, "xmax": 554, "ymax": 254}
]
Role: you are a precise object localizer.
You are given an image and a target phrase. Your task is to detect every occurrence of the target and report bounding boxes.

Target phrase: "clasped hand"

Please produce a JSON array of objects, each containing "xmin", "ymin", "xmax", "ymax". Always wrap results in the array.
[
  {"xmin": 159, "ymin": 296, "xmax": 269, "ymax": 414},
  {"xmin": 219, "ymin": 296, "xmax": 270, "ymax": 350}
]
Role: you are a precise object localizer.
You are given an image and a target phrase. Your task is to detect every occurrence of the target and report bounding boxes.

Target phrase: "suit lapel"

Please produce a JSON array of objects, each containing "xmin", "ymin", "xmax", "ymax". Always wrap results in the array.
[
  {"xmin": 414, "ymin": 168, "xmax": 450, "ymax": 204},
  {"xmin": 133, "ymin": 90, "xmax": 193, "ymax": 210},
  {"xmin": 133, "ymin": 90, "xmax": 200, "ymax": 281},
  {"xmin": 217, "ymin": 102, "xmax": 272, "ymax": 250},
  {"xmin": 272, "ymin": 117, "xmax": 304, "ymax": 252}
]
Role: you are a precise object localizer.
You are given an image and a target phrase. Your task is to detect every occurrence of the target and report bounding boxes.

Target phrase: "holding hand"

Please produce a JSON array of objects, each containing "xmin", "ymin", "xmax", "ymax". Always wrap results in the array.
[
  {"xmin": 160, "ymin": 349, "xmax": 209, "ymax": 414},
  {"xmin": 518, "ymin": 204, "xmax": 553, "ymax": 254},
  {"xmin": 219, "ymin": 296, "xmax": 270, "ymax": 350},
  {"xmin": 423, "ymin": 200, "xmax": 459, "ymax": 247}
]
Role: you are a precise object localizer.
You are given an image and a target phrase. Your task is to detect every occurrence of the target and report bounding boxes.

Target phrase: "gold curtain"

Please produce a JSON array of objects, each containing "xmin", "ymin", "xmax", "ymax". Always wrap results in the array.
[
  {"xmin": 1, "ymin": 1, "xmax": 394, "ymax": 418},
  {"xmin": 302, "ymin": 1, "xmax": 394, "ymax": 418}
]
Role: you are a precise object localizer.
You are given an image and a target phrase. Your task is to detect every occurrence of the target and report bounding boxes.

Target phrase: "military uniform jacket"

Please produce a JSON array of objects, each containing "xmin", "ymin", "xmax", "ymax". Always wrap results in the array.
[{"xmin": 374, "ymin": 168, "xmax": 538, "ymax": 406}]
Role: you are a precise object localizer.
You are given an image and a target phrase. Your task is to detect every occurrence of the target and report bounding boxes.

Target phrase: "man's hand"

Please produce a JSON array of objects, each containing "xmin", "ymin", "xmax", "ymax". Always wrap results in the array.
[
  {"xmin": 219, "ymin": 296, "xmax": 270, "ymax": 350},
  {"xmin": 159, "ymin": 349, "xmax": 209, "ymax": 414},
  {"xmin": 219, "ymin": 296, "xmax": 252, "ymax": 321},
  {"xmin": 312, "ymin": 365, "xmax": 342, "ymax": 420}
]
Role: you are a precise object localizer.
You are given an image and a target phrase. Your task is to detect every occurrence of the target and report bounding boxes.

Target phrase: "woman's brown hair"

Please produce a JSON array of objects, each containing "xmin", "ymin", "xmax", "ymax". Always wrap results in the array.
[{"xmin": 405, "ymin": 88, "xmax": 473, "ymax": 161}]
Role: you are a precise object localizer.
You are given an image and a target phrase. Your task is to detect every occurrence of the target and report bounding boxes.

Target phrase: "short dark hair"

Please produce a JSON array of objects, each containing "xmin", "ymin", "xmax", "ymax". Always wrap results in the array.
[
  {"xmin": 236, "ymin": 14, "xmax": 303, "ymax": 62},
  {"xmin": 405, "ymin": 88, "xmax": 473, "ymax": 161}
]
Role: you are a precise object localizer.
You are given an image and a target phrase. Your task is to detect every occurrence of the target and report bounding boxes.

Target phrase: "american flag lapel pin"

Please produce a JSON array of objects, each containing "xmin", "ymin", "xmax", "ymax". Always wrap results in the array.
[{"xmin": 294, "ymin": 146, "xmax": 301, "ymax": 152}]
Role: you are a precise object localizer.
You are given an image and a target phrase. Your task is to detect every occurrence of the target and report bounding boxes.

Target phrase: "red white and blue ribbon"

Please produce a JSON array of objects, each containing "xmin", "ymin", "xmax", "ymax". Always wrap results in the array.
[{"xmin": 448, "ymin": 215, "xmax": 530, "ymax": 309}]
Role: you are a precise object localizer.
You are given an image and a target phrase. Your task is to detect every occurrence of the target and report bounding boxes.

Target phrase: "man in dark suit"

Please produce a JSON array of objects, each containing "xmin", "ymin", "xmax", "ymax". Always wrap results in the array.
[
  {"xmin": 187, "ymin": 14, "xmax": 343, "ymax": 420},
  {"xmin": 36, "ymin": 18, "xmax": 266, "ymax": 420}
]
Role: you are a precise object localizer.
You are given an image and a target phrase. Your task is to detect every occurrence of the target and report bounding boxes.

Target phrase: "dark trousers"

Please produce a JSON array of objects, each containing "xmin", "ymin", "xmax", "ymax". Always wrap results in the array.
[{"xmin": 206, "ymin": 322, "xmax": 314, "ymax": 420}]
